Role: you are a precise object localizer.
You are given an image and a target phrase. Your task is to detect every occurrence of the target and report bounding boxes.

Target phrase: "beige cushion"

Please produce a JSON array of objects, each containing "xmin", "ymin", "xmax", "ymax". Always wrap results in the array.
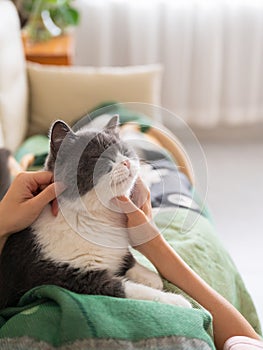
[
  {"xmin": 0, "ymin": 1, "xmax": 28, "ymax": 151},
  {"xmin": 27, "ymin": 62, "xmax": 163, "ymax": 135}
]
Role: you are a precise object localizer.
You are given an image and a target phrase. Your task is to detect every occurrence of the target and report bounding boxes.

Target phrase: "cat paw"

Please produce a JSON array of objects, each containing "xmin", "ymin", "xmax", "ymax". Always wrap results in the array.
[
  {"xmin": 126, "ymin": 267, "xmax": 163, "ymax": 290},
  {"xmin": 157, "ymin": 292, "xmax": 192, "ymax": 308},
  {"xmin": 141, "ymin": 271, "xmax": 163, "ymax": 290}
]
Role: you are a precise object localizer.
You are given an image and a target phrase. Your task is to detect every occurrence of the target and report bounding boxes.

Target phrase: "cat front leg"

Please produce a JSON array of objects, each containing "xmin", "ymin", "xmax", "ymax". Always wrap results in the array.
[
  {"xmin": 124, "ymin": 280, "xmax": 192, "ymax": 308},
  {"xmin": 125, "ymin": 262, "xmax": 163, "ymax": 290}
]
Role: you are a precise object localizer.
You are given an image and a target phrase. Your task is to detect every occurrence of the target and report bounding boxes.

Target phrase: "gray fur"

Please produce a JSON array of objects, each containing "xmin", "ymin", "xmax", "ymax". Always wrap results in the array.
[{"xmin": 45, "ymin": 119, "xmax": 136, "ymax": 198}]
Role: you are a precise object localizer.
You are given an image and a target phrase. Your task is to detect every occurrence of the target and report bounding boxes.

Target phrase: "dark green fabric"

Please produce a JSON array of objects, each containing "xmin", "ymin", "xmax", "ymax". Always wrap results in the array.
[{"xmin": 0, "ymin": 285, "xmax": 214, "ymax": 349}]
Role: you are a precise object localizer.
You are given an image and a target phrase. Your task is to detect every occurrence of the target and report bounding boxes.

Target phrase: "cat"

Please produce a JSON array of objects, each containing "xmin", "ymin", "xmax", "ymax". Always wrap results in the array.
[{"xmin": 0, "ymin": 116, "xmax": 191, "ymax": 309}]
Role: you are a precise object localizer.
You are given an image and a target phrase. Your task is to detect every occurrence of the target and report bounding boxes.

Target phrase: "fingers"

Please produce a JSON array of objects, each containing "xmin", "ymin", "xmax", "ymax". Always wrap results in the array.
[
  {"xmin": 111, "ymin": 196, "xmax": 148, "ymax": 226},
  {"xmin": 15, "ymin": 171, "xmax": 54, "ymax": 193},
  {"xmin": 131, "ymin": 176, "xmax": 150, "ymax": 208},
  {"xmin": 112, "ymin": 196, "xmax": 160, "ymax": 247},
  {"xmin": 111, "ymin": 196, "xmax": 140, "ymax": 214},
  {"xmin": 32, "ymin": 172, "xmax": 66, "ymax": 197},
  {"xmin": 111, "ymin": 186, "xmax": 160, "ymax": 247},
  {"xmin": 13, "ymin": 171, "xmax": 66, "ymax": 217},
  {"xmin": 136, "ymin": 176, "xmax": 149, "ymax": 191},
  {"xmin": 31, "ymin": 183, "xmax": 57, "ymax": 209},
  {"xmin": 31, "ymin": 171, "xmax": 54, "ymax": 186},
  {"xmin": 32, "ymin": 176, "xmax": 65, "ymax": 212}
]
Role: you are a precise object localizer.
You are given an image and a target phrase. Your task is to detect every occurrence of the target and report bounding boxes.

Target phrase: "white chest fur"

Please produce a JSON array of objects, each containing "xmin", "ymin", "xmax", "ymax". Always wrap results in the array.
[{"xmin": 32, "ymin": 205, "xmax": 129, "ymax": 274}]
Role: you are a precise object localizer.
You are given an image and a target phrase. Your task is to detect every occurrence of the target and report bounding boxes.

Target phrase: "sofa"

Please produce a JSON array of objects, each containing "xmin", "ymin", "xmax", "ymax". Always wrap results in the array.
[{"xmin": 0, "ymin": 2, "xmax": 262, "ymax": 350}]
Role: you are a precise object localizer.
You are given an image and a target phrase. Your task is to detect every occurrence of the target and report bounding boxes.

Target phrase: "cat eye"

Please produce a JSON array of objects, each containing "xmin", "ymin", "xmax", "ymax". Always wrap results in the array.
[
  {"xmin": 101, "ymin": 155, "xmax": 115, "ymax": 163},
  {"xmin": 89, "ymin": 156, "xmax": 99, "ymax": 160},
  {"xmin": 119, "ymin": 145, "xmax": 131, "ymax": 156},
  {"xmin": 122, "ymin": 147, "xmax": 135, "ymax": 159}
]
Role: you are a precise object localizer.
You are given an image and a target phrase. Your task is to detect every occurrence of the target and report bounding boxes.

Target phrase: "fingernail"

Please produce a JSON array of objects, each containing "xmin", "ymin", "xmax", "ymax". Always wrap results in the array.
[{"xmin": 117, "ymin": 196, "xmax": 129, "ymax": 202}]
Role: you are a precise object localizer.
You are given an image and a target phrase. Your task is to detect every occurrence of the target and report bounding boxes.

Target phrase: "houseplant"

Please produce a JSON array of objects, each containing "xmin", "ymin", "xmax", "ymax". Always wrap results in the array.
[{"xmin": 20, "ymin": 0, "xmax": 79, "ymax": 42}]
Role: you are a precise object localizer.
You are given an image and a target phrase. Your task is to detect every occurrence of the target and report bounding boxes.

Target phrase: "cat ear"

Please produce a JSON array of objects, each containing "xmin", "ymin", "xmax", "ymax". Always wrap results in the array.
[
  {"xmin": 50, "ymin": 120, "xmax": 74, "ymax": 157},
  {"xmin": 104, "ymin": 115, "xmax": 120, "ymax": 135}
]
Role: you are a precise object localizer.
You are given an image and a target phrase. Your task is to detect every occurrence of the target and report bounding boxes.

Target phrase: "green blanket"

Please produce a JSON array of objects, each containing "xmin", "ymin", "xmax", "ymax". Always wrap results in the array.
[
  {"xmin": 0, "ymin": 285, "xmax": 213, "ymax": 350},
  {"xmin": 0, "ymin": 208, "xmax": 260, "ymax": 349}
]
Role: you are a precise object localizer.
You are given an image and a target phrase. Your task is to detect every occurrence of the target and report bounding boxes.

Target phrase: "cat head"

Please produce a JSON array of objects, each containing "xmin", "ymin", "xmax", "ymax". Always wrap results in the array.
[{"xmin": 45, "ymin": 115, "xmax": 139, "ymax": 210}]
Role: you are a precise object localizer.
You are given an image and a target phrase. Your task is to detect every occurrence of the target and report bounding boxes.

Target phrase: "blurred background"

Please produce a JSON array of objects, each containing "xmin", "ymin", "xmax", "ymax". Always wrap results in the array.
[{"xmin": 10, "ymin": 0, "xmax": 263, "ymax": 324}]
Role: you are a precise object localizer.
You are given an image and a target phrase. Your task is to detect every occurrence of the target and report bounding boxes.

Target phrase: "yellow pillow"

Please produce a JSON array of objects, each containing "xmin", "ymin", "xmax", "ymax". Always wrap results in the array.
[{"xmin": 27, "ymin": 62, "xmax": 163, "ymax": 136}]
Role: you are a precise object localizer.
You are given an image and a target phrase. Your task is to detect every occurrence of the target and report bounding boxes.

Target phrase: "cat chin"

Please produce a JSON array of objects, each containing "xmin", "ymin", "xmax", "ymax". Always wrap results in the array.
[
  {"xmin": 110, "ymin": 174, "xmax": 138, "ymax": 199},
  {"xmin": 59, "ymin": 171, "xmax": 139, "ymax": 213}
]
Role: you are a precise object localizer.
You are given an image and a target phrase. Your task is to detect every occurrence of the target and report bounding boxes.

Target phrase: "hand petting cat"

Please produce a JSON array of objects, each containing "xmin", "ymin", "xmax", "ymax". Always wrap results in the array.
[
  {"xmin": 111, "ymin": 177, "xmax": 161, "ymax": 247},
  {"xmin": 0, "ymin": 171, "xmax": 64, "ymax": 240}
]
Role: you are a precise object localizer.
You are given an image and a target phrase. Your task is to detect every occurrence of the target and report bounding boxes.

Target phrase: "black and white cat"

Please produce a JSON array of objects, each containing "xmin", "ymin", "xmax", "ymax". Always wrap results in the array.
[{"xmin": 0, "ymin": 116, "xmax": 191, "ymax": 309}]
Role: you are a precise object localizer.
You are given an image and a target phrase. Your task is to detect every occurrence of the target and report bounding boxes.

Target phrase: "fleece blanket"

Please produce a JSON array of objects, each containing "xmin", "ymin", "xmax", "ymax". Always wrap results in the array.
[
  {"xmin": 0, "ymin": 207, "xmax": 260, "ymax": 349},
  {"xmin": 0, "ymin": 283, "xmax": 213, "ymax": 350}
]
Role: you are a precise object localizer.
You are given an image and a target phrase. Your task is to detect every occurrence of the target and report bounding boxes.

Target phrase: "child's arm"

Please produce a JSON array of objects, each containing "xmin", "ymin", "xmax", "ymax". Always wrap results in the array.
[{"xmin": 113, "ymin": 180, "xmax": 261, "ymax": 350}]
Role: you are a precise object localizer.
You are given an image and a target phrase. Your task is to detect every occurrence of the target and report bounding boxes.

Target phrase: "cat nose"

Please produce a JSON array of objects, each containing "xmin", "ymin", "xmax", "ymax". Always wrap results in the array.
[{"xmin": 122, "ymin": 159, "xmax": 130, "ymax": 169}]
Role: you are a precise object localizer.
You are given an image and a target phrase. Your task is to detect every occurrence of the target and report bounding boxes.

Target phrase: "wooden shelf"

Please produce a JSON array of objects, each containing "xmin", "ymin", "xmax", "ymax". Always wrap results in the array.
[{"xmin": 22, "ymin": 33, "xmax": 74, "ymax": 66}]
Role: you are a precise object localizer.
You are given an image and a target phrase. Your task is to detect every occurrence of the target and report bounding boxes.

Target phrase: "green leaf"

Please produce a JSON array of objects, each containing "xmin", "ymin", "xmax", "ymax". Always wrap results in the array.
[
  {"xmin": 66, "ymin": 8, "xmax": 79, "ymax": 25},
  {"xmin": 50, "ymin": 5, "xmax": 79, "ymax": 29}
]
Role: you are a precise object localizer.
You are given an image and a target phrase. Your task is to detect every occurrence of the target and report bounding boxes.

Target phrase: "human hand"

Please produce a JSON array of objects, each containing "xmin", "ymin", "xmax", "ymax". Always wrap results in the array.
[
  {"xmin": 129, "ymin": 176, "xmax": 152, "ymax": 220},
  {"xmin": 0, "ymin": 171, "xmax": 64, "ymax": 237},
  {"xmin": 111, "ymin": 177, "xmax": 160, "ymax": 247}
]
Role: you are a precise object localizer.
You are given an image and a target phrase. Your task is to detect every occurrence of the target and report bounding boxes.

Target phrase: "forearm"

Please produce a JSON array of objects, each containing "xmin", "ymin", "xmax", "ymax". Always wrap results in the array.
[{"xmin": 137, "ymin": 235, "xmax": 261, "ymax": 350}]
